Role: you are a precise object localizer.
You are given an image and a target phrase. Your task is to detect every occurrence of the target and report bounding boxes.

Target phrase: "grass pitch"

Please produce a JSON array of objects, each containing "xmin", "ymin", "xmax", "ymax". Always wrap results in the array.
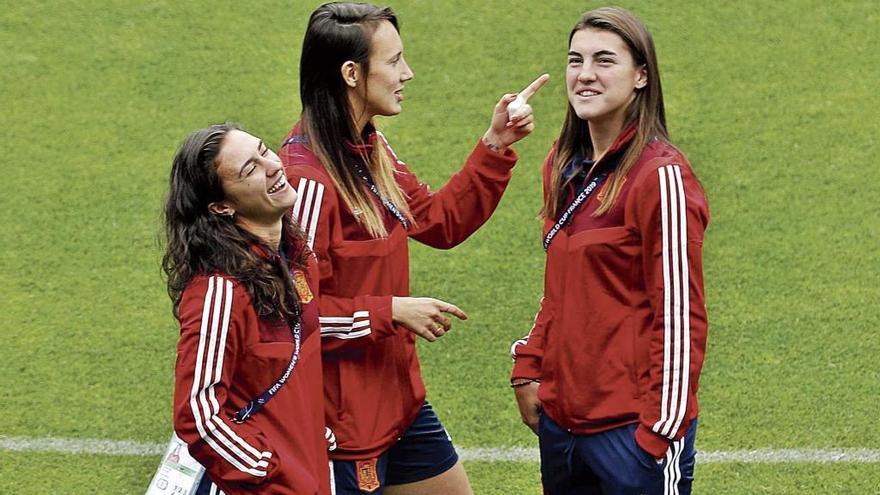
[{"xmin": 1, "ymin": 0, "xmax": 878, "ymax": 493}]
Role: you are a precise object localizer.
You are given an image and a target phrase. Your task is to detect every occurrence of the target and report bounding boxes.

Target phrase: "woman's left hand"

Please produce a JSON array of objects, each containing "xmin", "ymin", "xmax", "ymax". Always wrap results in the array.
[{"xmin": 483, "ymin": 73, "xmax": 550, "ymax": 150}]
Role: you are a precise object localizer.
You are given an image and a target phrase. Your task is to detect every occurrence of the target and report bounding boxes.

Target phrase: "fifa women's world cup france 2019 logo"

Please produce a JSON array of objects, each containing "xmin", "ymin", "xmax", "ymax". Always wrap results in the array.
[{"xmin": 293, "ymin": 270, "xmax": 313, "ymax": 304}]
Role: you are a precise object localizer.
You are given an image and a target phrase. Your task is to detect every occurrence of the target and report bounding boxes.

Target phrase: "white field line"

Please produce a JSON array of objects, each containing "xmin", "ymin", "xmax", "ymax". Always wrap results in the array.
[{"xmin": 1, "ymin": 436, "xmax": 879, "ymax": 463}]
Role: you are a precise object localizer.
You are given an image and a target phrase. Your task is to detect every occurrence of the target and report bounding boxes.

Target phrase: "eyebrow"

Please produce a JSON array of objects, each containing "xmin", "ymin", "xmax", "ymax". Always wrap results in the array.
[
  {"xmin": 567, "ymin": 49, "xmax": 619, "ymax": 58},
  {"xmin": 592, "ymin": 49, "xmax": 618, "ymax": 58},
  {"xmin": 237, "ymin": 140, "xmax": 265, "ymax": 177}
]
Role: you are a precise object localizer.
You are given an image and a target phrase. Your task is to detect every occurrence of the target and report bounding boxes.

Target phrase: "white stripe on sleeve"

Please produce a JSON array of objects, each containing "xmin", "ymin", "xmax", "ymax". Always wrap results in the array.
[
  {"xmin": 291, "ymin": 179, "xmax": 324, "ymax": 250},
  {"xmin": 652, "ymin": 165, "xmax": 691, "ymax": 440},
  {"xmin": 291, "ymin": 178, "xmax": 307, "ymax": 222},
  {"xmin": 187, "ymin": 277, "xmax": 272, "ymax": 477},
  {"xmin": 319, "ymin": 311, "xmax": 371, "ymax": 339}
]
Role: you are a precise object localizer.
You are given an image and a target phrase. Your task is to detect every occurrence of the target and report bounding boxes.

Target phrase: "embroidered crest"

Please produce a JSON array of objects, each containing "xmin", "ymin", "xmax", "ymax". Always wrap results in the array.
[
  {"xmin": 293, "ymin": 270, "xmax": 313, "ymax": 304},
  {"xmin": 355, "ymin": 458, "xmax": 381, "ymax": 493}
]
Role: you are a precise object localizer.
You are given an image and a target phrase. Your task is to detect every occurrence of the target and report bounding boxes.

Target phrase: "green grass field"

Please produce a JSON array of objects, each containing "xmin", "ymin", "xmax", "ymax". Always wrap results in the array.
[{"xmin": 2, "ymin": 0, "xmax": 879, "ymax": 493}]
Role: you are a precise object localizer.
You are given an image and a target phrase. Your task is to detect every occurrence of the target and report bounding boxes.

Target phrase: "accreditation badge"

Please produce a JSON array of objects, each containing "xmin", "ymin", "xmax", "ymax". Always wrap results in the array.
[
  {"xmin": 293, "ymin": 270, "xmax": 313, "ymax": 304},
  {"xmin": 145, "ymin": 432, "xmax": 205, "ymax": 495},
  {"xmin": 355, "ymin": 458, "xmax": 381, "ymax": 493}
]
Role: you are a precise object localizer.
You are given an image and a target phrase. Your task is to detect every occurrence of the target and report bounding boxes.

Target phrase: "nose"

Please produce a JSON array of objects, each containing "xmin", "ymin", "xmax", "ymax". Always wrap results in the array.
[
  {"xmin": 401, "ymin": 57, "xmax": 414, "ymax": 82},
  {"xmin": 577, "ymin": 63, "xmax": 596, "ymax": 83},
  {"xmin": 263, "ymin": 156, "xmax": 283, "ymax": 176}
]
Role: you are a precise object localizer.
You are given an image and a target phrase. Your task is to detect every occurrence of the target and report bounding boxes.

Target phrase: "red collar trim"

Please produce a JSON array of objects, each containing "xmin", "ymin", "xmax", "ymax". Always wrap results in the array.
[
  {"xmin": 605, "ymin": 123, "xmax": 638, "ymax": 156},
  {"xmin": 345, "ymin": 123, "xmax": 378, "ymax": 156}
]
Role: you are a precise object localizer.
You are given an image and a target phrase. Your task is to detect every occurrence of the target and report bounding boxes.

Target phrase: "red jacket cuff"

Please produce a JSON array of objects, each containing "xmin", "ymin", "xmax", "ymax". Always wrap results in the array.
[
  {"xmin": 635, "ymin": 423, "xmax": 672, "ymax": 459},
  {"xmin": 470, "ymin": 139, "xmax": 518, "ymax": 180},
  {"xmin": 511, "ymin": 356, "xmax": 541, "ymax": 381},
  {"xmin": 364, "ymin": 295, "xmax": 395, "ymax": 338}
]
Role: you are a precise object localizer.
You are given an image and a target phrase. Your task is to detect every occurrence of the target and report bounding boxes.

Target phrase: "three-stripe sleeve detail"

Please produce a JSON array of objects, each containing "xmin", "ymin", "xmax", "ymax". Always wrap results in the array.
[
  {"xmin": 188, "ymin": 276, "xmax": 273, "ymax": 478},
  {"xmin": 320, "ymin": 311, "xmax": 372, "ymax": 340},
  {"xmin": 652, "ymin": 165, "xmax": 692, "ymax": 440},
  {"xmin": 510, "ymin": 297, "xmax": 545, "ymax": 359},
  {"xmin": 291, "ymin": 178, "xmax": 325, "ymax": 250}
]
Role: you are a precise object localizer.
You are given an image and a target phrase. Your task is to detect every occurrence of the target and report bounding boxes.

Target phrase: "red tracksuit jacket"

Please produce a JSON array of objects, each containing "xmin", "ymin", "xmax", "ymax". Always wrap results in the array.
[
  {"xmin": 511, "ymin": 130, "xmax": 710, "ymax": 458},
  {"xmin": 173, "ymin": 246, "xmax": 330, "ymax": 494},
  {"xmin": 280, "ymin": 123, "xmax": 517, "ymax": 459}
]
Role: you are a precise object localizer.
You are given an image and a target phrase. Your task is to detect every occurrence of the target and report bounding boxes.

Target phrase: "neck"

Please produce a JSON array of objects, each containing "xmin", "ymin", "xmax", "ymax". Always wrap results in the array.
[
  {"xmin": 236, "ymin": 218, "xmax": 283, "ymax": 249},
  {"xmin": 587, "ymin": 113, "xmax": 627, "ymax": 162},
  {"xmin": 348, "ymin": 92, "xmax": 373, "ymax": 135}
]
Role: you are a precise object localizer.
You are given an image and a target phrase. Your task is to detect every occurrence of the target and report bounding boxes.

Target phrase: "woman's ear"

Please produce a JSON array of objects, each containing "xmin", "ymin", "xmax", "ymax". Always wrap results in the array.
[
  {"xmin": 341, "ymin": 60, "xmax": 361, "ymax": 88},
  {"xmin": 635, "ymin": 65, "xmax": 648, "ymax": 89},
  {"xmin": 208, "ymin": 202, "xmax": 235, "ymax": 217}
]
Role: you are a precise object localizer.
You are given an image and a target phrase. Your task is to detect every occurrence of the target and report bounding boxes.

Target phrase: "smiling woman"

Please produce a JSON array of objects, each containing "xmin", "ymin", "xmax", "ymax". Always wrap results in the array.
[
  {"xmin": 278, "ymin": 2, "xmax": 547, "ymax": 494},
  {"xmin": 510, "ymin": 7, "xmax": 710, "ymax": 495},
  {"xmin": 208, "ymin": 130, "xmax": 297, "ymax": 236},
  {"xmin": 162, "ymin": 124, "xmax": 331, "ymax": 495}
]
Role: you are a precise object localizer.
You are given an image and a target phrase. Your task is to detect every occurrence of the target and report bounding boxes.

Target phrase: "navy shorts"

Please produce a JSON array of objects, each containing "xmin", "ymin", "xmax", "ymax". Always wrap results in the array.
[
  {"xmin": 329, "ymin": 402, "xmax": 459, "ymax": 494},
  {"xmin": 539, "ymin": 413, "xmax": 698, "ymax": 495}
]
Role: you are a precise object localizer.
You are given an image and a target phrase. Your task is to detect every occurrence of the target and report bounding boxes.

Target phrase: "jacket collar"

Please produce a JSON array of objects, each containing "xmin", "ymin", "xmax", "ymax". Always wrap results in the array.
[
  {"xmin": 345, "ymin": 123, "xmax": 379, "ymax": 157},
  {"xmin": 248, "ymin": 229, "xmax": 301, "ymax": 267},
  {"xmin": 564, "ymin": 123, "xmax": 638, "ymax": 184}
]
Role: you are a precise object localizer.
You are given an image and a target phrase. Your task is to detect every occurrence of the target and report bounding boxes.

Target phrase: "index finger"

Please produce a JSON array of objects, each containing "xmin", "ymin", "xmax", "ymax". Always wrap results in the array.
[
  {"xmin": 518, "ymin": 73, "xmax": 550, "ymax": 101},
  {"xmin": 440, "ymin": 303, "xmax": 468, "ymax": 321}
]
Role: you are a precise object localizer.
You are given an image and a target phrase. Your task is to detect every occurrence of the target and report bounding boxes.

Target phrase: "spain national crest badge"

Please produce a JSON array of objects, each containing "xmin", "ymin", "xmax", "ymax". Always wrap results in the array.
[
  {"xmin": 355, "ymin": 458, "xmax": 380, "ymax": 493},
  {"xmin": 293, "ymin": 270, "xmax": 313, "ymax": 304}
]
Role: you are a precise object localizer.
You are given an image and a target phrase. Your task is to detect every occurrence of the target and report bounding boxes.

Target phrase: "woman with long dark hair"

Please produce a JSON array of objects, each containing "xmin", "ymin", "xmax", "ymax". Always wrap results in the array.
[
  {"xmin": 510, "ymin": 7, "xmax": 710, "ymax": 494},
  {"xmin": 280, "ymin": 2, "xmax": 547, "ymax": 493},
  {"xmin": 165, "ymin": 124, "xmax": 331, "ymax": 495}
]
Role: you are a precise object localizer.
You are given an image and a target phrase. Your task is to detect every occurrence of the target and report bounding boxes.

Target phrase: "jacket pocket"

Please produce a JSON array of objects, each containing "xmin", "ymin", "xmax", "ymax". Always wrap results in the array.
[{"xmin": 245, "ymin": 342, "xmax": 296, "ymax": 394}]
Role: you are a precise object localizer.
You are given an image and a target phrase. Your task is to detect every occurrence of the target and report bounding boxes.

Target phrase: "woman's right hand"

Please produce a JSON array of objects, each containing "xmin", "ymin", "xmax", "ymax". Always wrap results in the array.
[
  {"xmin": 391, "ymin": 296, "xmax": 468, "ymax": 342},
  {"xmin": 514, "ymin": 381, "xmax": 542, "ymax": 435},
  {"xmin": 482, "ymin": 73, "xmax": 550, "ymax": 150}
]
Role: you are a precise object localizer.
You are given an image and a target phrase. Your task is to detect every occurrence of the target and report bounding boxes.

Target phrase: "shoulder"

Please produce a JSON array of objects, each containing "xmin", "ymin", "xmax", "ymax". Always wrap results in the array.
[
  {"xmin": 179, "ymin": 273, "xmax": 254, "ymax": 317},
  {"xmin": 628, "ymin": 140, "xmax": 698, "ymax": 190},
  {"xmin": 375, "ymin": 130, "xmax": 406, "ymax": 167},
  {"xmin": 279, "ymin": 127, "xmax": 335, "ymax": 185}
]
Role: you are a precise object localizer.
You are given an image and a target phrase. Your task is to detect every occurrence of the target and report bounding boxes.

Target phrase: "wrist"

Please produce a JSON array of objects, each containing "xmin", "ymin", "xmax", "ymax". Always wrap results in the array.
[
  {"xmin": 482, "ymin": 132, "xmax": 507, "ymax": 153},
  {"xmin": 391, "ymin": 296, "xmax": 402, "ymax": 323}
]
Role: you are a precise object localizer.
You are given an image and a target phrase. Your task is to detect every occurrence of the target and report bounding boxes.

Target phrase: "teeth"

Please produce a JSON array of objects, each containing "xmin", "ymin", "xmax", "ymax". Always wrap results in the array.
[
  {"xmin": 268, "ymin": 177, "xmax": 286, "ymax": 193},
  {"xmin": 578, "ymin": 90, "xmax": 599, "ymax": 97}
]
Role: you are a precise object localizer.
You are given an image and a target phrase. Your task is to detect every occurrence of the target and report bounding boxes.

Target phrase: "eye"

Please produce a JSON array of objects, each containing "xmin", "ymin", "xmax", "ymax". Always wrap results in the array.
[
  {"xmin": 568, "ymin": 58, "xmax": 582, "ymax": 66},
  {"xmin": 597, "ymin": 58, "xmax": 615, "ymax": 65}
]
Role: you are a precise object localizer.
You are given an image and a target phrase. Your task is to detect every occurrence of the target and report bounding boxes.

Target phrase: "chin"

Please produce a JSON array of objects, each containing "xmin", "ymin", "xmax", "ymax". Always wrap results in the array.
[
  {"xmin": 572, "ymin": 107, "xmax": 598, "ymax": 122},
  {"xmin": 379, "ymin": 105, "xmax": 402, "ymax": 117}
]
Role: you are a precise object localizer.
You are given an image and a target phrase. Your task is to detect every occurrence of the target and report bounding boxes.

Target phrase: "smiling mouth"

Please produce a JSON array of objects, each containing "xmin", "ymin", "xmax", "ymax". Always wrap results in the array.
[
  {"xmin": 576, "ymin": 90, "xmax": 601, "ymax": 97},
  {"xmin": 267, "ymin": 175, "xmax": 287, "ymax": 194}
]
